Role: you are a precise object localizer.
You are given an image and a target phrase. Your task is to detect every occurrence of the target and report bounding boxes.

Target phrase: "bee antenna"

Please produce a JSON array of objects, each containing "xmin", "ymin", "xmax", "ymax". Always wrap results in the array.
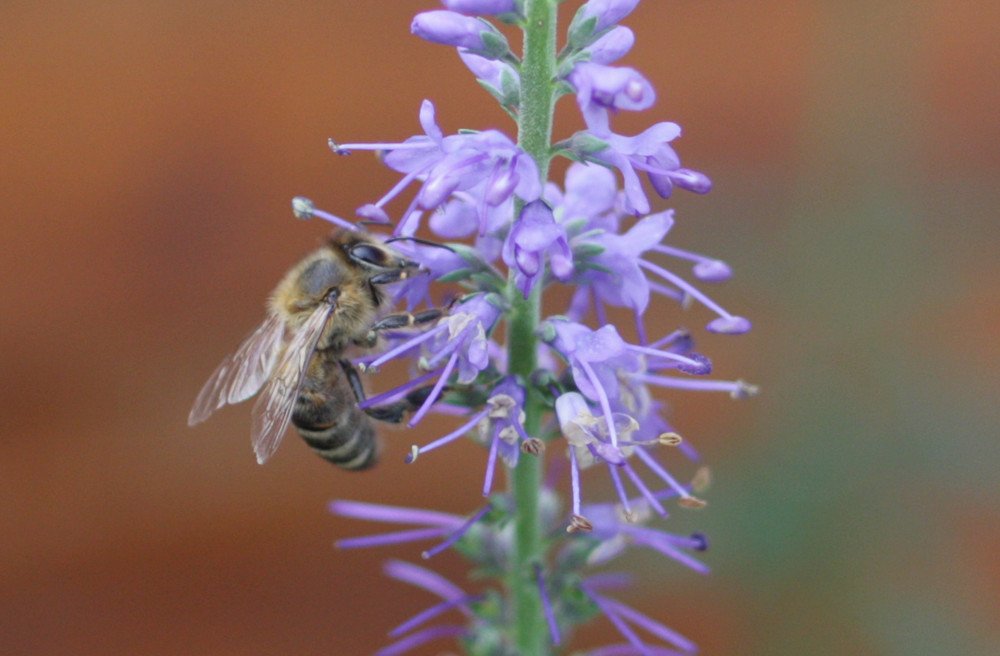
[{"xmin": 383, "ymin": 236, "xmax": 456, "ymax": 253}]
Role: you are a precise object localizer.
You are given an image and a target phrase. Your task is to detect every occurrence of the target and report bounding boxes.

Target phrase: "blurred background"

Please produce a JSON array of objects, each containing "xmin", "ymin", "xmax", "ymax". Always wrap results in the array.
[{"xmin": 2, "ymin": 1, "xmax": 998, "ymax": 654}]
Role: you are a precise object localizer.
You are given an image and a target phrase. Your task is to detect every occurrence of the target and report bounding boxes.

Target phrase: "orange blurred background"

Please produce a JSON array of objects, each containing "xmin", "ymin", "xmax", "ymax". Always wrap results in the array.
[{"xmin": 2, "ymin": 1, "xmax": 998, "ymax": 654}]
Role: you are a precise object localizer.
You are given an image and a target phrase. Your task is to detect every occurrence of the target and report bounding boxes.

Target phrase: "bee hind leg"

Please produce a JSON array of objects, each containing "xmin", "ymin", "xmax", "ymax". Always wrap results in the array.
[{"xmin": 338, "ymin": 358, "xmax": 439, "ymax": 424}]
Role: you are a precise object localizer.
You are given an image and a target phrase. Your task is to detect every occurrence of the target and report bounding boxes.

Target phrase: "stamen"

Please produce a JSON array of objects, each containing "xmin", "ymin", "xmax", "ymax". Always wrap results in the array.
[
  {"xmin": 633, "ymin": 372, "xmax": 755, "ymax": 395},
  {"xmin": 388, "ymin": 594, "xmax": 483, "ymax": 638},
  {"xmin": 408, "ymin": 351, "xmax": 458, "ymax": 427},
  {"xmin": 578, "ymin": 359, "xmax": 619, "ymax": 447},
  {"xmin": 421, "ymin": 503, "xmax": 491, "ymax": 559},
  {"xmin": 633, "ymin": 446, "xmax": 691, "ymax": 501},
  {"xmin": 406, "ymin": 406, "xmax": 490, "ymax": 461},
  {"xmin": 648, "ymin": 328, "xmax": 691, "ymax": 351},
  {"xmin": 622, "ymin": 463, "xmax": 667, "ymax": 517},
  {"xmin": 607, "ymin": 464, "xmax": 632, "ymax": 517},
  {"xmin": 481, "ymin": 429, "xmax": 501, "ymax": 497},
  {"xmin": 567, "ymin": 513, "xmax": 593, "ymax": 533},
  {"xmin": 368, "ymin": 323, "xmax": 447, "ymax": 371},
  {"xmin": 534, "ymin": 564, "xmax": 561, "ymax": 645},
  {"xmin": 374, "ymin": 625, "xmax": 467, "ymax": 656},
  {"xmin": 569, "ymin": 446, "xmax": 583, "ymax": 517},
  {"xmin": 336, "ymin": 527, "xmax": 449, "ymax": 550},
  {"xmin": 638, "ymin": 258, "xmax": 737, "ymax": 322},
  {"xmin": 580, "ymin": 586, "xmax": 653, "ymax": 656},
  {"xmin": 358, "ymin": 369, "xmax": 442, "ymax": 410}
]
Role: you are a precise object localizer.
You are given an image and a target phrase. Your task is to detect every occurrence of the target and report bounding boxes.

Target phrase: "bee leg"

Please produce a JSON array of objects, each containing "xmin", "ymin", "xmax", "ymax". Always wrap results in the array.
[
  {"xmin": 361, "ymin": 308, "xmax": 444, "ymax": 347},
  {"xmin": 338, "ymin": 358, "xmax": 439, "ymax": 424},
  {"xmin": 370, "ymin": 268, "xmax": 418, "ymax": 286},
  {"xmin": 371, "ymin": 308, "xmax": 443, "ymax": 332}
]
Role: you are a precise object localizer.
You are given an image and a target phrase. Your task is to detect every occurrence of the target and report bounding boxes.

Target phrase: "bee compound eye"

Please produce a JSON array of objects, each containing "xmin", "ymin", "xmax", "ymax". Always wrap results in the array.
[{"xmin": 349, "ymin": 244, "xmax": 390, "ymax": 268}]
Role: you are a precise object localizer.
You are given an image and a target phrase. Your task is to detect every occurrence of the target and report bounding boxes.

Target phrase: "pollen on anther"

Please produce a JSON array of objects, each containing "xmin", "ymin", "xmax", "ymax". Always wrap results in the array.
[
  {"xmin": 567, "ymin": 514, "xmax": 594, "ymax": 533},
  {"xmin": 658, "ymin": 432, "xmax": 682, "ymax": 446},
  {"xmin": 405, "ymin": 445, "xmax": 420, "ymax": 464},
  {"xmin": 678, "ymin": 496, "xmax": 707, "ymax": 510},
  {"xmin": 521, "ymin": 438, "xmax": 544, "ymax": 455}
]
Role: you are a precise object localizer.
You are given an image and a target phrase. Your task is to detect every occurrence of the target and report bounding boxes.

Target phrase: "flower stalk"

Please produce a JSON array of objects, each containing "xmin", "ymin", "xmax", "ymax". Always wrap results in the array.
[{"xmin": 507, "ymin": 2, "xmax": 558, "ymax": 652}]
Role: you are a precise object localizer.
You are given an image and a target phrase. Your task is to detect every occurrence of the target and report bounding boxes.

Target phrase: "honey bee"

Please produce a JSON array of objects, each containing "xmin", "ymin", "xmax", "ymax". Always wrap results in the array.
[{"xmin": 188, "ymin": 228, "xmax": 441, "ymax": 469}]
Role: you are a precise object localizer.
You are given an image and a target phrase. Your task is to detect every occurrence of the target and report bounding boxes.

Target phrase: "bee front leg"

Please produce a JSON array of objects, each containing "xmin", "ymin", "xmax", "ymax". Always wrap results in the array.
[
  {"xmin": 338, "ymin": 358, "xmax": 437, "ymax": 425},
  {"xmin": 360, "ymin": 308, "xmax": 444, "ymax": 347}
]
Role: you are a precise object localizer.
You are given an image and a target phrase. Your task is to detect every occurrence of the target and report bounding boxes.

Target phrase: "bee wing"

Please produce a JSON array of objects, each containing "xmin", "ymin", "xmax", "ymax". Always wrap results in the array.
[
  {"xmin": 250, "ymin": 302, "xmax": 334, "ymax": 465},
  {"xmin": 188, "ymin": 314, "xmax": 285, "ymax": 426}
]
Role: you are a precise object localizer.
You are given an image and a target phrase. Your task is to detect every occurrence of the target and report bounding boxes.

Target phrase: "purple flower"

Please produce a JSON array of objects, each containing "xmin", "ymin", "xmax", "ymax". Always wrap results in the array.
[
  {"xmin": 459, "ymin": 50, "xmax": 520, "ymax": 108},
  {"xmin": 330, "ymin": 100, "xmax": 540, "ymax": 238},
  {"xmin": 555, "ymin": 390, "xmax": 702, "ymax": 526},
  {"xmin": 563, "ymin": 202, "xmax": 752, "ymax": 335},
  {"xmin": 568, "ymin": 0, "xmax": 641, "ymax": 48},
  {"xmin": 411, "ymin": 10, "xmax": 511, "ymax": 60},
  {"xmin": 569, "ymin": 62, "xmax": 656, "ymax": 133},
  {"xmin": 575, "ymin": 121, "xmax": 712, "ymax": 215},
  {"xmin": 585, "ymin": 25, "xmax": 635, "ymax": 64},
  {"xmin": 442, "ymin": 0, "xmax": 517, "ymax": 16},
  {"xmin": 402, "ymin": 376, "xmax": 539, "ymax": 502},
  {"xmin": 477, "ymin": 377, "xmax": 542, "ymax": 495},
  {"xmin": 502, "ymin": 200, "xmax": 574, "ymax": 298}
]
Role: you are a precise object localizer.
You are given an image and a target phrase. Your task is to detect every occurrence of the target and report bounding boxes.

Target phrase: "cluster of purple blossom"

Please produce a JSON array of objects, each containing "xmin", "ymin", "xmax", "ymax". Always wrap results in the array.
[{"xmin": 299, "ymin": 1, "xmax": 755, "ymax": 654}]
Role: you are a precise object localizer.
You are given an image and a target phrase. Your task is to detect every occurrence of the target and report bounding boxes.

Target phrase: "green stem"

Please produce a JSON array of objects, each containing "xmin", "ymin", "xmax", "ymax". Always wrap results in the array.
[{"xmin": 506, "ymin": 1, "xmax": 558, "ymax": 654}]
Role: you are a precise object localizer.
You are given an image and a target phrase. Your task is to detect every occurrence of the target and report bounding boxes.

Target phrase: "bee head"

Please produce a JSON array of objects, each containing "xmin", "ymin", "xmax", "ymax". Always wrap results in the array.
[{"xmin": 335, "ymin": 231, "xmax": 420, "ymax": 282}]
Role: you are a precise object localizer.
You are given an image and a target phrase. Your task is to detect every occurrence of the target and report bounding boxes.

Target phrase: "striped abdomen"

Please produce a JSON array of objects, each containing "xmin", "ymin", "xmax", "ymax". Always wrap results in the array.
[{"xmin": 292, "ymin": 353, "xmax": 379, "ymax": 470}]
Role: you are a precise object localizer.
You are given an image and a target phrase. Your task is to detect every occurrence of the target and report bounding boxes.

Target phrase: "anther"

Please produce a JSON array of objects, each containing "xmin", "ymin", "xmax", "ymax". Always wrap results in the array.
[
  {"xmin": 521, "ymin": 438, "xmax": 544, "ymax": 456},
  {"xmin": 566, "ymin": 514, "xmax": 594, "ymax": 533},
  {"xmin": 328, "ymin": 139, "xmax": 351, "ymax": 155},
  {"xmin": 658, "ymin": 432, "xmax": 683, "ymax": 446},
  {"xmin": 678, "ymin": 496, "xmax": 707, "ymax": 510},
  {"xmin": 291, "ymin": 196, "xmax": 315, "ymax": 220}
]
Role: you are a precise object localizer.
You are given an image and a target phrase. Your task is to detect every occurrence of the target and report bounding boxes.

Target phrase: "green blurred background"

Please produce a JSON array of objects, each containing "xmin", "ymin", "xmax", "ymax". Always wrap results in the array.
[{"xmin": 2, "ymin": 1, "xmax": 998, "ymax": 654}]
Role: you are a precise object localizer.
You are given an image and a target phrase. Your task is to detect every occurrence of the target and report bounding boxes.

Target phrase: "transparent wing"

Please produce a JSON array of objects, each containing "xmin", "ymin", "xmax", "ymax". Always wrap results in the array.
[
  {"xmin": 250, "ymin": 303, "xmax": 333, "ymax": 465},
  {"xmin": 188, "ymin": 314, "xmax": 285, "ymax": 426}
]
